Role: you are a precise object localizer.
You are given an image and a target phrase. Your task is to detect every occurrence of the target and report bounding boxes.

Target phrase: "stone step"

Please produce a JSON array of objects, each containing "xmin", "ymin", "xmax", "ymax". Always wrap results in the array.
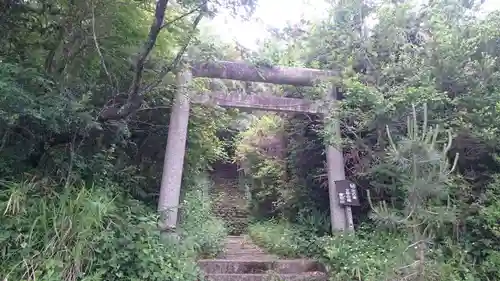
[
  {"xmin": 204, "ymin": 272, "xmax": 327, "ymax": 281},
  {"xmin": 213, "ymin": 209, "xmax": 248, "ymax": 214},
  {"xmin": 216, "ymin": 212, "xmax": 247, "ymax": 216},
  {"xmin": 225, "ymin": 219, "xmax": 249, "ymax": 225},
  {"xmin": 212, "ymin": 207, "xmax": 249, "ymax": 213},
  {"xmin": 220, "ymin": 248, "xmax": 268, "ymax": 254},
  {"xmin": 213, "ymin": 209, "xmax": 248, "ymax": 216},
  {"xmin": 223, "ymin": 238, "xmax": 253, "ymax": 245},
  {"xmin": 198, "ymin": 259, "xmax": 326, "ymax": 274},
  {"xmin": 221, "ymin": 255, "xmax": 278, "ymax": 260},
  {"xmin": 218, "ymin": 236, "xmax": 278, "ymax": 260},
  {"xmin": 220, "ymin": 250, "xmax": 270, "ymax": 255},
  {"xmin": 223, "ymin": 218, "xmax": 248, "ymax": 223},
  {"xmin": 225, "ymin": 235, "xmax": 250, "ymax": 241},
  {"xmin": 215, "ymin": 215, "xmax": 249, "ymax": 220},
  {"xmin": 221, "ymin": 248, "xmax": 269, "ymax": 252},
  {"xmin": 220, "ymin": 254, "xmax": 277, "ymax": 260}
]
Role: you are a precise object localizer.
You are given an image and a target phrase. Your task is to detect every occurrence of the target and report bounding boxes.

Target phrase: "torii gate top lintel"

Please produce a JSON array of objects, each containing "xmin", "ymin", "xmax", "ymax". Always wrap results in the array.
[{"xmin": 190, "ymin": 60, "xmax": 335, "ymax": 86}]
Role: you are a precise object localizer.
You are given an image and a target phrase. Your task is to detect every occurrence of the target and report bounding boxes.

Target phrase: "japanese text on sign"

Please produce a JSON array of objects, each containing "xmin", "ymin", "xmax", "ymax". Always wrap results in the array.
[{"xmin": 335, "ymin": 180, "xmax": 360, "ymax": 206}]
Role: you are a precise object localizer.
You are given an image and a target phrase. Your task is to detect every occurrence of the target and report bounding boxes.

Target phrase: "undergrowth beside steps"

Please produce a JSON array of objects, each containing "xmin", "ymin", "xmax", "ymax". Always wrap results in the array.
[{"xmin": 0, "ymin": 175, "xmax": 227, "ymax": 281}]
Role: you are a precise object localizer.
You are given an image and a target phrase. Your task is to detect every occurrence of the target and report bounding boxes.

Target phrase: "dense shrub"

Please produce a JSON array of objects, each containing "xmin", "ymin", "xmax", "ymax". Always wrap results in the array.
[
  {"xmin": 234, "ymin": 115, "xmax": 288, "ymax": 219},
  {"xmin": 236, "ymin": 2, "xmax": 500, "ymax": 281},
  {"xmin": 90, "ymin": 197, "xmax": 202, "ymax": 281},
  {"xmin": 180, "ymin": 176, "xmax": 228, "ymax": 258},
  {"xmin": 249, "ymin": 220, "xmax": 478, "ymax": 281},
  {"xmin": 0, "ymin": 175, "xmax": 226, "ymax": 281}
]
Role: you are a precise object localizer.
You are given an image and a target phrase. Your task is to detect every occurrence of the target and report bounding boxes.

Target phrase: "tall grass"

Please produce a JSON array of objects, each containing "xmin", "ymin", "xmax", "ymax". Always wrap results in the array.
[
  {"xmin": 0, "ymin": 179, "xmax": 114, "ymax": 280},
  {"xmin": 0, "ymin": 174, "xmax": 228, "ymax": 281}
]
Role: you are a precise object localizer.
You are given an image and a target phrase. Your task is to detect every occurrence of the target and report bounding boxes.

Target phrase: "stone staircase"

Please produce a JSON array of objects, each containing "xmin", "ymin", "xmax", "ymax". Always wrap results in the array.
[
  {"xmin": 198, "ymin": 236, "xmax": 327, "ymax": 281},
  {"xmin": 213, "ymin": 205, "xmax": 249, "ymax": 235},
  {"xmin": 210, "ymin": 163, "xmax": 249, "ymax": 235}
]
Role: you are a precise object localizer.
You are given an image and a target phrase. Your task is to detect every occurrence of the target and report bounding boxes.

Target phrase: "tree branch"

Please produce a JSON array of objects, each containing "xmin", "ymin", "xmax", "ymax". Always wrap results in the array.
[
  {"xmin": 99, "ymin": 0, "xmax": 170, "ymax": 121},
  {"xmin": 99, "ymin": 0, "xmax": 208, "ymax": 121},
  {"xmin": 90, "ymin": 2, "xmax": 116, "ymax": 92},
  {"xmin": 142, "ymin": 7, "xmax": 206, "ymax": 94},
  {"xmin": 160, "ymin": 1, "xmax": 207, "ymax": 30}
]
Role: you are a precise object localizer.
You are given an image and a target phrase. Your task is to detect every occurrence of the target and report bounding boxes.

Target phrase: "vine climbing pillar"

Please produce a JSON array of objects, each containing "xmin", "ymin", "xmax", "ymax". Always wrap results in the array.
[
  {"xmin": 325, "ymin": 86, "xmax": 354, "ymax": 232},
  {"xmin": 158, "ymin": 68, "xmax": 192, "ymax": 236}
]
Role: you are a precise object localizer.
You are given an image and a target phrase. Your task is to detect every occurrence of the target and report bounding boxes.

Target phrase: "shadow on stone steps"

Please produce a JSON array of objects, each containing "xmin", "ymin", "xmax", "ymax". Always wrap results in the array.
[
  {"xmin": 198, "ymin": 259, "xmax": 327, "ymax": 281},
  {"xmin": 203, "ymin": 272, "xmax": 327, "ymax": 281},
  {"xmin": 198, "ymin": 259, "xmax": 326, "ymax": 274}
]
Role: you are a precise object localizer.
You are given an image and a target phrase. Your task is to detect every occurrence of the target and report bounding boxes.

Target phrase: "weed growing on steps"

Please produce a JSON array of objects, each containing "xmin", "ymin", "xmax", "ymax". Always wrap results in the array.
[
  {"xmin": 263, "ymin": 270, "xmax": 283, "ymax": 281},
  {"xmin": 0, "ymin": 175, "xmax": 227, "ymax": 281},
  {"xmin": 248, "ymin": 219, "xmax": 316, "ymax": 258}
]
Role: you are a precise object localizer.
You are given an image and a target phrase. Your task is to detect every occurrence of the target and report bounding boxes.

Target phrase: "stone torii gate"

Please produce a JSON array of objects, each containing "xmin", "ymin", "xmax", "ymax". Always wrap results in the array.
[{"xmin": 157, "ymin": 60, "xmax": 354, "ymax": 235}]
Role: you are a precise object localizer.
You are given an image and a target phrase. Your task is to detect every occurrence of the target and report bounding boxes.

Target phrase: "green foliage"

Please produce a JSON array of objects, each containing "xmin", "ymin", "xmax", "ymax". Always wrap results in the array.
[
  {"xmin": 240, "ymin": 1, "xmax": 500, "ymax": 280},
  {"xmin": 369, "ymin": 104, "xmax": 459, "ymax": 231},
  {"xmin": 180, "ymin": 176, "xmax": 228, "ymax": 258},
  {"xmin": 318, "ymin": 227, "xmax": 480, "ymax": 281},
  {"xmin": 361, "ymin": 104, "xmax": 469, "ymax": 280},
  {"xmin": 248, "ymin": 220, "xmax": 312, "ymax": 258},
  {"xmin": 4, "ymin": 0, "xmax": 500, "ymax": 280},
  {"xmin": 249, "ymin": 220, "xmax": 477, "ymax": 281},
  {"xmin": 0, "ymin": 0, "xmax": 240, "ymax": 195},
  {"xmin": 0, "ymin": 179, "xmax": 113, "ymax": 281},
  {"xmin": 89, "ymin": 198, "xmax": 202, "ymax": 281},
  {"xmin": 0, "ymin": 176, "xmax": 226, "ymax": 281},
  {"xmin": 318, "ymin": 228, "xmax": 409, "ymax": 281},
  {"xmin": 234, "ymin": 115, "xmax": 289, "ymax": 218},
  {"xmin": 462, "ymin": 173, "xmax": 500, "ymax": 280},
  {"xmin": 0, "ymin": 0, "xmax": 254, "ymax": 281}
]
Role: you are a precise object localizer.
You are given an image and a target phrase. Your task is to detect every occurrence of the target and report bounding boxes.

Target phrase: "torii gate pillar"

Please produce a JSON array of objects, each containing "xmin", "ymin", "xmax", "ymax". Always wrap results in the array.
[{"xmin": 157, "ymin": 69, "xmax": 192, "ymax": 236}]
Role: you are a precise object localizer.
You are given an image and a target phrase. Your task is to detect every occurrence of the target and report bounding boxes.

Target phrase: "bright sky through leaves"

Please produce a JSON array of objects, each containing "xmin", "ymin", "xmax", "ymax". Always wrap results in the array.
[
  {"xmin": 206, "ymin": 0, "xmax": 500, "ymax": 50},
  {"xmin": 206, "ymin": 0, "xmax": 328, "ymax": 49}
]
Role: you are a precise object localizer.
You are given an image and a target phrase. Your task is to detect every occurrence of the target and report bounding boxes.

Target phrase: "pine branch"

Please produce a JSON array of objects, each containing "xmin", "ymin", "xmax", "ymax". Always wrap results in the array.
[{"xmin": 368, "ymin": 103, "xmax": 461, "ymax": 280}]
